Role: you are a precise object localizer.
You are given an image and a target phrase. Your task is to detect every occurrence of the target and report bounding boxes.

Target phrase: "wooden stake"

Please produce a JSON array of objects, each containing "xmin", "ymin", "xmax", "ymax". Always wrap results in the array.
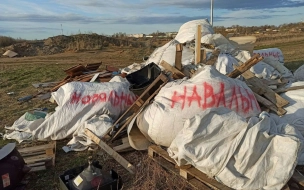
[
  {"xmin": 175, "ymin": 44, "xmax": 183, "ymax": 71},
  {"xmin": 85, "ymin": 129, "xmax": 136, "ymax": 174},
  {"xmin": 195, "ymin": 25, "xmax": 202, "ymax": 64}
]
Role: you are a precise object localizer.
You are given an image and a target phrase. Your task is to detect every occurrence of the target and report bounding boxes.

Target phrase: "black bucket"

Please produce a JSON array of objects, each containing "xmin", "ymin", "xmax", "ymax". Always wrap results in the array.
[{"xmin": 126, "ymin": 62, "xmax": 161, "ymax": 96}]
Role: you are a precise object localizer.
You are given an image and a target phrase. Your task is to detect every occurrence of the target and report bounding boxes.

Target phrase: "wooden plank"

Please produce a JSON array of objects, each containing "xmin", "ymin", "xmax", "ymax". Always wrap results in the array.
[
  {"xmin": 29, "ymin": 166, "xmax": 46, "ymax": 172},
  {"xmin": 24, "ymin": 154, "xmax": 53, "ymax": 164},
  {"xmin": 195, "ymin": 25, "xmax": 202, "ymax": 64},
  {"xmin": 160, "ymin": 60, "xmax": 185, "ymax": 79},
  {"xmin": 175, "ymin": 44, "xmax": 183, "ymax": 71},
  {"xmin": 227, "ymin": 54, "xmax": 263, "ymax": 78},
  {"xmin": 253, "ymin": 93, "xmax": 287, "ymax": 116},
  {"xmin": 205, "ymin": 49, "xmax": 220, "ymax": 65},
  {"xmin": 149, "ymin": 145, "xmax": 231, "ymax": 190},
  {"xmin": 27, "ymin": 162, "xmax": 45, "ymax": 167},
  {"xmin": 275, "ymin": 85, "xmax": 304, "ymax": 93},
  {"xmin": 291, "ymin": 170, "xmax": 304, "ymax": 187},
  {"xmin": 18, "ymin": 141, "xmax": 55, "ymax": 154},
  {"xmin": 20, "ymin": 151, "xmax": 45, "ymax": 157},
  {"xmin": 242, "ymin": 70, "xmax": 289, "ymax": 108},
  {"xmin": 85, "ymin": 129, "xmax": 135, "ymax": 174},
  {"xmin": 200, "ymin": 49, "xmax": 206, "ymax": 63}
]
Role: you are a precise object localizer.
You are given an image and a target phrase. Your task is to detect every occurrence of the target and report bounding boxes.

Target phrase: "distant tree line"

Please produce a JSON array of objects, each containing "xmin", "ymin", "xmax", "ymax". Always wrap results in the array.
[{"xmin": 214, "ymin": 22, "xmax": 304, "ymax": 35}]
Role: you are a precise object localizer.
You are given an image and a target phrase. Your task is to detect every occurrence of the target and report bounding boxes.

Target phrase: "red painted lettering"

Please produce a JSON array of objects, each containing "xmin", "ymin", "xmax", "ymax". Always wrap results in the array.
[
  {"xmin": 171, "ymin": 86, "xmax": 187, "ymax": 109},
  {"xmin": 70, "ymin": 92, "xmax": 82, "ymax": 104},
  {"xmin": 202, "ymin": 82, "xmax": 215, "ymax": 109},
  {"xmin": 81, "ymin": 95, "xmax": 91, "ymax": 104},
  {"xmin": 187, "ymin": 85, "xmax": 202, "ymax": 107}
]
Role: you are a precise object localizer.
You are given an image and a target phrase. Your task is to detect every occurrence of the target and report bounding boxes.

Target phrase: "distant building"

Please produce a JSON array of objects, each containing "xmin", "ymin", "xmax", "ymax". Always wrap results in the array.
[
  {"xmin": 225, "ymin": 28, "xmax": 237, "ymax": 32},
  {"xmin": 165, "ymin": 32, "xmax": 178, "ymax": 38},
  {"xmin": 127, "ymin": 33, "xmax": 145, "ymax": 38}
]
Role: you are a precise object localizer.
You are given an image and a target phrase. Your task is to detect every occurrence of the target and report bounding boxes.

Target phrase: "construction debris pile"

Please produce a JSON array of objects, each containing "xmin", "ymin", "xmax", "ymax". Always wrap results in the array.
[{"xmin": 3, "ymin": 19, "xmax": 304, "ymax": 190}]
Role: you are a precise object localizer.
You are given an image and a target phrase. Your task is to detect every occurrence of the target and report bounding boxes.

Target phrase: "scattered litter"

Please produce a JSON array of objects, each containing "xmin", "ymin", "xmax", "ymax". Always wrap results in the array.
[
  {"xmin": 7, "ymin": 92, "xmax": 15, "ymax": 95},
  {"xmin": 3, "ymin": 50, "xmax": 18, "ymax": 58}
]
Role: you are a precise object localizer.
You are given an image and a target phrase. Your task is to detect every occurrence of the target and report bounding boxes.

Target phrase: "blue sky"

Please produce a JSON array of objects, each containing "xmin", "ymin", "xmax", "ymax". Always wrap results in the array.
[{"xmin": 1, "ymin": 0, "xmax": 304, "ymax": 40}]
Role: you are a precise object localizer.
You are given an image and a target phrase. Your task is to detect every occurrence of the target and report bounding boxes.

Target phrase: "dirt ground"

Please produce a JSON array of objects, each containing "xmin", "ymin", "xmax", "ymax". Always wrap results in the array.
[{"xmin": 0, "ymin": 38, "xmax": 304, "ymax": 190}]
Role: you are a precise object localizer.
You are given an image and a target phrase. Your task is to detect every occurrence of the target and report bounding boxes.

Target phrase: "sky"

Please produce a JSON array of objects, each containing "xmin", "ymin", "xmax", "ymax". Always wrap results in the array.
[{"xmin": 1, "ymin": 0, "xmax": 304, "ymax": 40}]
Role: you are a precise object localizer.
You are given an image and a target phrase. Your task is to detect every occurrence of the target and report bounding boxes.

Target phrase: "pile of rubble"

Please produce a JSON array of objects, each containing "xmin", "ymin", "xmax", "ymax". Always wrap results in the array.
[{"xmin": 3, "ymin": 19, "xmax": 304, "ymax": 190}]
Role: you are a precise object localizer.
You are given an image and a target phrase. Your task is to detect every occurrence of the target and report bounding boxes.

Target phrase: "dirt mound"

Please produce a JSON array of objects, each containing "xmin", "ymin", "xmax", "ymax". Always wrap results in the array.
[{"xmin": 4, "ymin": 34, "xmax": 146, "ymax": 57}]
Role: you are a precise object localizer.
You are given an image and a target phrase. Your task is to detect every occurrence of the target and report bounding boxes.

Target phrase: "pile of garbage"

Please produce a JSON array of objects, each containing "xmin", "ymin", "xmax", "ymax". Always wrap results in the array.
[{"xmin": 4, "ymin": 19, "xmax": 304, "ymax": 189}]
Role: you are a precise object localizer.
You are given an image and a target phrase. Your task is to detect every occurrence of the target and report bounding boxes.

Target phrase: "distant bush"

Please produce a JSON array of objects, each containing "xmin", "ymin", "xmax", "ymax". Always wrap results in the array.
[{"xmin": 0, "ymin": 36, "xmax": 16, "ymax": 47}]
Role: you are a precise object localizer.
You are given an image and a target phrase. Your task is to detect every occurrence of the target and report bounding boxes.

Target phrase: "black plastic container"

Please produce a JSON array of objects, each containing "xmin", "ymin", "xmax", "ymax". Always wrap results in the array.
[{"xmin": 126, "ymin": 62, "xmax": 161, "ymax": 96}]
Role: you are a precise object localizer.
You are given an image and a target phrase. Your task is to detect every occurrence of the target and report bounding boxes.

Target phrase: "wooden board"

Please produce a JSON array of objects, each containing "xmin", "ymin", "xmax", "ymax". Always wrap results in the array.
[
  {"xmin": 160, "ymin": 60, "xmax": 185, "ymax": 79},
  {"xmin": 253, "ymin": 92, "xmax": 287, "ymax": 116},
  {"xmin": 241, "ymin": 70, "xmax": 289, "ymax": 108},
  {"xmin": 227, "ymin": 54, "xmax": 262, "ymax": 78},
  {"xmin": 175, "ymin": 44, "xmax": 183, "ymax": 71},
  {"xmin": 195, "ymin": 25, "xmax": 202, "ymax": 64},
  {"xmin": 85, "ymin": 129, "xmax": 136, "ymax": 174},
  {"xmin": 148, "ymin": 145, "xmax": 232, "ymax": 190}
]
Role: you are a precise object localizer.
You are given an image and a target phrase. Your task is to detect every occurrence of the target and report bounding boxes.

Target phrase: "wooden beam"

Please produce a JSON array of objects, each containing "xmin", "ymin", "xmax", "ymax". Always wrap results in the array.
[
  {"xmin": 253, "ymin": 93, "xmax": 286, "ymax": 116},
  {"xmin": 200, "ymin": 49, "xmax": 206, "ymax": 63},
  {"xmin": 241, "ymin": 70, "xmax": 289, "ymax": 108},
  {"xmin": 175, "ymin": 44, "xmax": 183, "ymax": 71},
  {"xmin": 205, "ymin": 49, "xmax": 220, "ymax": 65},
  {"xmin": 227, "ymin": 54, "xmax": 263, "ymax": 78},
  {"xmin": 160, "ymin": 60, "xmax": 185, "ymax": 79},
  {"xmin": 195, "ymin": 25, "xmax": 202, "ymax": 64},
  {"xmin": 85, "ymin": 129, "xmax": 136, "ymax": 174},
  {"xmin": 275, "ymin": 85, "xmax": 304, "ymax": 93}
]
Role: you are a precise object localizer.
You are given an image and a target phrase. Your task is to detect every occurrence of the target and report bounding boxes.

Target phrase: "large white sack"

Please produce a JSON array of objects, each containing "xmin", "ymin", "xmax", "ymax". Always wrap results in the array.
[
  {"xmin": 234, "ymin": 50, "xmax": 281, "ymax": 79},
  {"xmin": 66, "ymin": 114, "xmax": 113, "ymax": 151},
  {"xmin": 201, "ymin": 34, "xmax": 236, "ymax": 53},
  {"xmin": 253, "ymin": 48, "xmax": 284, "ymax": 64},
  {"xmin": 174, "ymin": 19, "xmax": 214, "ymax": 43},
  {"xmin": 214, "ymin": 53, "xmax": 240, "ymax": 75},
  {"xmin": 168, "ymin": 108, "xmax": 248, "ymax": 176},
  {"xmin": 294, "ymin": 64, "xmax": 304, "ymax": 81},
  {"xmin": 280, "ymin": 82, "xmax": 304, "ymax": 136},
  {"xmin": 136, "ymin": 66, "xmax": 261, "ymax": 147},
  {"xmin": 145, "ymin": 40, "xmax": 194, "ymax": 67},
  {"xmin": 168, "ymin": 110, "xmax": 301, "ymax": 190},
  {"xmin": 32, "ymin": 81, "xmax": 136, "ymax": 140},
  {"xmin": 217, "ymin": 112, "xmax": 301, "ymax": 190}
]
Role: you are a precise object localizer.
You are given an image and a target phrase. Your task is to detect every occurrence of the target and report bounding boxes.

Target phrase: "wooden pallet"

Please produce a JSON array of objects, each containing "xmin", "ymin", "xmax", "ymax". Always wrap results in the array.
[
  {"xmin": 18, "ymin": 141, "xmax": 56, "ymax": 172},
  {"xmin": 148, "ymin": 145, "xmax": 232, "ymax": 190},
  {"xmin": 106, "ymin": 73, "xmax": 169, "ymax": 142}
]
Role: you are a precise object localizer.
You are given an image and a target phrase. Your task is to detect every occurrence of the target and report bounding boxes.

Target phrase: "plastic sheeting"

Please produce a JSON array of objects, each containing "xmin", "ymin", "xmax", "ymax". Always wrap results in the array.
[
  {"xmin": 168, "ymin": 108, "xmax": 302, "ymax": 190},
  {"xmin": 134, "ymin": 66, "xmax": 261, "ymax": 147}
]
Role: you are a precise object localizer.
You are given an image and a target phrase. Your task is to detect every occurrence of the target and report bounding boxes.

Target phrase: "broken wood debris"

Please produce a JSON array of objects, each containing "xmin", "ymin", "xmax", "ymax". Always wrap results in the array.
[
  {"xmin": 106, "ymin": 73, "xmax": 169, "ymax": 142},
  {"xmin": 204, "ymin": 49, "xmax": 220, "ymax": 65},
  {"xmin": 160, "ymin": 60, "xmax": 185, "ymax": 79},
  {"xmin": 227, "ymin": 54, "xmax": 263, "ymax": 78},
  {"xmin": 50, "ymin": 62, "xmax": 118, "ymax": 92}
]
